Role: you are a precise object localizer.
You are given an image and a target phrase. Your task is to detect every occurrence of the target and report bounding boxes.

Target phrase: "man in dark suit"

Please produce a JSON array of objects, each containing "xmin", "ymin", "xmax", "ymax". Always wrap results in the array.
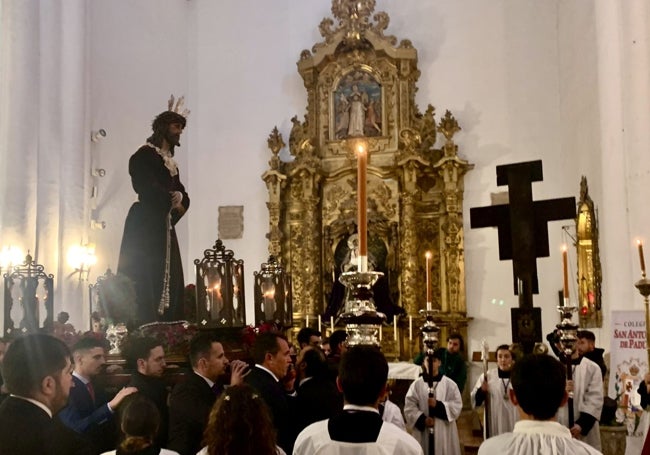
[
  {"xmin": 295, "ymin": 346, "xmax": 342, "ymax": 432},
  {"xmin": 168, "ymin": 333, "xmax": 249, "ymax": 455},
  {"xmin": 125, "ymin": 336, "xmax": 169, "ymax": 448},
  {"xmin": 0, "ymin": 333, "xmax": 92, "ymax": 455},
  {"xmin": 58, "ymin": 337, "xmax": 137, "ymax": 452},
  {"xmin": 244, "ymin": 332, "xmax": 297, "ymax": 454},
  {"xmin": 326, "ymin": 329, "xmax": 348, "ymax": 382}
]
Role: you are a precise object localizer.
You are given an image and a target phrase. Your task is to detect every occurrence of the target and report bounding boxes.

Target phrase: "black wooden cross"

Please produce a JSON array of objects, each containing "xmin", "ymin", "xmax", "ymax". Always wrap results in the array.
[{"xmin": 469, "ymin": 160, "xmax": 576, "ymax": 351}]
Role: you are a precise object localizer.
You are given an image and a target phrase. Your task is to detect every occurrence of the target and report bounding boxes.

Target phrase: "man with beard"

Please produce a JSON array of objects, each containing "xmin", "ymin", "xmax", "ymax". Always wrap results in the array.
[
  {"xmin": 118, "ymin": 95, "xmax": 191, "ymax": 324},
  {"xmin": 126, "ymin": 337, "xmax": 169, "ymax": 448},
  {"xmin": 168, "ymin": 333, "xmax": 249, "ymax": 455},
  {"xmin": 0, "ymin": 334, "xmax": 91, "ymax": 455}
]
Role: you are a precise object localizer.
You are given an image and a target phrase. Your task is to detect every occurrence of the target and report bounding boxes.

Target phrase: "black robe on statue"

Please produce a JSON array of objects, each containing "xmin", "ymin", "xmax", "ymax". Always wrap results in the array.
[{"xmin": 118, "ymin": 144, "xmax": 190, "ymax": 325}]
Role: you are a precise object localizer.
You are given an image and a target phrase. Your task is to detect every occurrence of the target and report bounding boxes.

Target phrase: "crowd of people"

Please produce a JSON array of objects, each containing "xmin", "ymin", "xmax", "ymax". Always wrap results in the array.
[{"xmin": 0, "ymin": 326, "xmax": 615, "ymax": 455}]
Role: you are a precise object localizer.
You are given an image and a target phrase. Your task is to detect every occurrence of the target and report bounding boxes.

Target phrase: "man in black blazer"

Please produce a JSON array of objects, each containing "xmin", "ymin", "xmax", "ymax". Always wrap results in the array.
[
  {"xmin": 58, "ymin": 337, "xmax": 137, "ymax": 452},
  {"xmin": 295, "ymin": 346, "xmax": 342, "ymax": 433},
  {"xmin": 244, "ymin": 332, "xmax": 297, "ymax": 454},
  {"xmin": 125, "ymin": 336, "xmax": 169, "ymax": 448},
  {"xmin": 0, "ymin": 333, "xmax": 91, "ymax": 455},
  {"xmin": 167, "ymin": 333, "xmax": 249, "ymax": 455}
]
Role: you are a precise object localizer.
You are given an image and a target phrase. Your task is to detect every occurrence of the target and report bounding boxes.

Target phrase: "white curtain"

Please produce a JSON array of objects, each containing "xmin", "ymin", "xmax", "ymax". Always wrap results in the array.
[{"xmin": 0, "ymin": 0, "xmax": 90, "ymax": 330}]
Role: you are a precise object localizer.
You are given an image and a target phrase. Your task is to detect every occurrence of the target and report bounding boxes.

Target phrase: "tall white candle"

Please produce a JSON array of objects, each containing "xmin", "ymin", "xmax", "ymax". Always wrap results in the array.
[
  {"xmin": 318, "ymin": 315, "xmax": 322, "ymax": 333},
  {"xmin": 409, "ymin": 316, "xmax": 413, "ymax": 340},
  {"xmin": 393, "ymin": 318, "xmax": 398, "ymax": 341},
  {"xmin": 305, "ymin": 314, "xmax": 309, "ymax": 328},
  {"xmin": 379, "ymin": 325, "xmax": 383, "ymax": 341},
  {"xmin": 330, "ymin": 315, "xmax": 335, "ymax": 330}
]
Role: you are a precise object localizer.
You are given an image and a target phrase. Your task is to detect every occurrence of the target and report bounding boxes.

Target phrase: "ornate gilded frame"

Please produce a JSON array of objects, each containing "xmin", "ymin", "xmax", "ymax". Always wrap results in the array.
[
  {"xmin": 576, "ymin": 177, "xmax": 602, "ymax": 328},
  {"xmin": 262, "ymin": 0, "xmax": 474, "ymax": 358}
]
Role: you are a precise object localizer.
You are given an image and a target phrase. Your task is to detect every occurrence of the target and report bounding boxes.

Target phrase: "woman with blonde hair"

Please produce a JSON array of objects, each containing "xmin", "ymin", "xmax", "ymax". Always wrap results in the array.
[
  {"xmin": 198, "ymin": 384, "xmax": 285, "ymax": 455},
  {"xmin": 101, "ymin": 395, "xmax": 178, "ymax": 455}
]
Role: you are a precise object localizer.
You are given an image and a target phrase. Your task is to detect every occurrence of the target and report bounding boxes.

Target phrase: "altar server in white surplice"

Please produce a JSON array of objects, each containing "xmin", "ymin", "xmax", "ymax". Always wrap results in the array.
[
  {"xmin": 557, "ymin": 352, "xmax": 604, "ymax": 451},
  {"xmin": 404, "ymin": 348, "xmax": 462, "ymax": 455},
  {"xmin": 471, "ymin": 344, "xmax": 519, "ymax": 437},
  {"xmin": 479, "ymin": 354, "xmax": 602, "ymax": 455},
  {"xmin": 293, "ymin": 346, "xmax": 422, "ymax": 455}
]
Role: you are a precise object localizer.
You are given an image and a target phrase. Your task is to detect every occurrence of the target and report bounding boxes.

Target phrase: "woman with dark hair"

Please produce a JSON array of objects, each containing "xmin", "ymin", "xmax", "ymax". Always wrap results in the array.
[
  {"xmin": 101, "ymin": 395, "xmax": 179, "ymax": 455},
  {"xmin": 198, "ymin": 384, "xmax": 286, "ymax": 455}
]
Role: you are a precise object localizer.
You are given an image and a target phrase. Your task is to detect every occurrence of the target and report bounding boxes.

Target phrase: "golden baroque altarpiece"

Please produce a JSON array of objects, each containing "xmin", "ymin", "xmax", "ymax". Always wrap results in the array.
[{"xmin": 262, "ymin": 0, "xmax": 474, "ymax": 358}]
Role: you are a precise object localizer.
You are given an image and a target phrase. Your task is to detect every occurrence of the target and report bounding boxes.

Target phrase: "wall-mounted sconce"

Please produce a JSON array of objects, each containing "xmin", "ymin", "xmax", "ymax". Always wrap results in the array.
[
  {"xmin": 0, "ymin": 245, "xmax": 24, "ymax": 275},
  {"xmin": 91, "ymin": 129, "xmax": 107, "ymax": 142},
  {"xmin": 67, "ymin": 244, "xmax": 97, "ymax": 282},
  {"xmin": 91, "ymin": 168, "xmax": 106, "ymax": 177},
  {"xmin": 90, "ymin": 220, "xmax": 106, "ymax": 230}
]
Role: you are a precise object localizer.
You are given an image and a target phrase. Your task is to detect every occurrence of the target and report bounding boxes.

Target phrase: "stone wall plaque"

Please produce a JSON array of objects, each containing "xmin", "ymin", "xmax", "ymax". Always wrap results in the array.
[{"xmin": 218, "ymin": 206, "xmax": 244, "ymax": 239}]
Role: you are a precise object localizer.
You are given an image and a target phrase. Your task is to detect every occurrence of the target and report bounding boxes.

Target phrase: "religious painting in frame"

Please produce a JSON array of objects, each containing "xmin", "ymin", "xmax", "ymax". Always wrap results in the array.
[{"xmin": 331, "ymin": 69, "xmax": 383, "ymax": 140}]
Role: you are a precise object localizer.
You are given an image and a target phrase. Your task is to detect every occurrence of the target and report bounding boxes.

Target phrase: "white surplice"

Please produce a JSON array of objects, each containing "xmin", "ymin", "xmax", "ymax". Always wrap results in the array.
[
  {"xmin": 557, "ymin": 357, "xmax": 604, "ymax": 450},
  {"xmin": 470, "ymin": 368, "xmax": 519, "ymax": 437},
  {"xmin": 404, "ymin": 375, "xmax": 462, "ymax": 455},
  {"xmin": 382, "ymin": 399, "xmax": 406, "ymax": 430},
  {"xmin": 478, "ymin": 420, "xmax": 603, "ymax": 455},
  {"xmin": 292, "ymin": 418, "xmax": 423, "ymax": 455}
]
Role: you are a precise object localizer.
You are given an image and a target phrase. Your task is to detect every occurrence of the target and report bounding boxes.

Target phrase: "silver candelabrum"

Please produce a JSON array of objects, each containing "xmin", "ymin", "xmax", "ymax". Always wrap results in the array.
[
  {"xmin": 338, "ymin": 270, "xmax": 386, "ymax": 346},
  {"xmin": 420, "ymin": 309, "xmax": 441, "ymax": 355},
  {"xmin": 556, "ymin": 304, "xmax": 579, "ymax": 428},
  {"xmin": 556, "ymin": 305, "xmax": 579, "ymax": 359}
]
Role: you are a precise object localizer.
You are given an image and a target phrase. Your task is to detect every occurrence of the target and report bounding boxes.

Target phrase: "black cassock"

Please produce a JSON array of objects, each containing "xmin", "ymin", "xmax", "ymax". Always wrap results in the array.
[{"xmin": 118, "ymin": 145, "xmax": 190, "ymax": 325}]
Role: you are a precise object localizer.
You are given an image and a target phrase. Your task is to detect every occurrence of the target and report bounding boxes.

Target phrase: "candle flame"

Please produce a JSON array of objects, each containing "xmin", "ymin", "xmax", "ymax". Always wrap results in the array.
[
  {"xmin": 425, "ymin": 251, "xmax": 432, "ymax": 259},
  {"xmin": 638, "ymin": 239, "xmax": 643, "ymax": 246},
  {"xmin": 357, "ymin": 143, "xmax": 366, "ymax": 154},
  {"xmin": 561, "ymin": 244, "xmax": 567, "ymax": 252}
]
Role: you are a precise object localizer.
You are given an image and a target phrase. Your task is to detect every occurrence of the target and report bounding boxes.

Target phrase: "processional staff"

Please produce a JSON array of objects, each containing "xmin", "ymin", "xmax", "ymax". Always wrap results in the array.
[
  {"xmin": 557, "ymin": 253, "xmax": 579, "ymax": 429},
  {"xmin": 420, "ymin": 309, "xmax": 439, "ymax": 455},
  {"xmin": 481, "ymin": 339, "xmax": 491, "ymax": 439},
  {"xmin": 634, "ymin": 240, "xmax": 650, "ymax": 455}
]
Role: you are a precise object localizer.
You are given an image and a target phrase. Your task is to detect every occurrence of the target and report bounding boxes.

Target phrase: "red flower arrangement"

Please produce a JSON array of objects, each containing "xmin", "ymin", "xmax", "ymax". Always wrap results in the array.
[
  {"xmin": 134, "ymin": 321, "xmax": 199, "ymax": 359},
  {"xmin": 241, "ymin": 321, "xmax": 282, "ymax": 352}
]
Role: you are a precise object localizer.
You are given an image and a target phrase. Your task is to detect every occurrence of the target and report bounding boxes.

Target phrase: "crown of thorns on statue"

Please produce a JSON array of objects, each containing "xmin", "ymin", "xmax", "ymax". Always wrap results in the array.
[{"xmin": 151, "ymin": 95, "xmax": 190, "ymax": 133}]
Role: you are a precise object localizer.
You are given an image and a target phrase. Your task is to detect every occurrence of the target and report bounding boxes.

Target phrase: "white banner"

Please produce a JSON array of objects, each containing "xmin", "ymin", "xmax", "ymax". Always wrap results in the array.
[{"xmin": 609, "ymin": 310, "xmax": 648, "ymax": 454}]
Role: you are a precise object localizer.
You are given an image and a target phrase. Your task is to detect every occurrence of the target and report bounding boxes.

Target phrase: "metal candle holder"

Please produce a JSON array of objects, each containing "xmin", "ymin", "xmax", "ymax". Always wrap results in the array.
[
  {"xmin": 556, "ymin": 305, "xmax": 580, "ymax": 357},
  {"xmin": 339, "ymin": 270, "xmax": 386, "ymax": 346},
  {"xmin": 634, "ymin": 276, "xmax": 650, "ymax": 366},
  {"xmin": 556, "ymin": 304, "xmax": 579, "ymax": 427},
  {"xmin": 419, "ymin": 309, "xmax": 441, "ymax": 355}
]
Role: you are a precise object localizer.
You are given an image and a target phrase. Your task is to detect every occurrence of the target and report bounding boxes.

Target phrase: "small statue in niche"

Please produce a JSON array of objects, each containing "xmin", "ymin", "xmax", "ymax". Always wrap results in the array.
[{"xmin": 324, "ymin": 233, "xmax": 405, "ymax": 322}]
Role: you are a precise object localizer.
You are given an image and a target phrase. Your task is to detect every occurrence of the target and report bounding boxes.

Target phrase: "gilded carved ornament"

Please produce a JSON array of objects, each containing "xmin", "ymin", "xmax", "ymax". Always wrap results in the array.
[{"xmin": 263, "ymin": 0, "xmax": 474, "ymax": 358}]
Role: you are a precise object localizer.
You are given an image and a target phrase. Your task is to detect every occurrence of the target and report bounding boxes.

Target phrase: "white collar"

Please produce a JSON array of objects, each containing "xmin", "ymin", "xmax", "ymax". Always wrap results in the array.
[
  {"xmin": 193, "ymin": 370, "xmax": 215, "ymax": 388},
  {"xmin": 10, "ymin": 395, "xmax": 53, "ymax": 418},
  {"xmin": 513, "ymin": 419, "xmax": 572, "ymax": 438},
  {"xmin": 343, "ymin": 404, "xmax": 379, "ymax": 414},
  {"xmin": 299, "ymin": 376, "xmax": 313, "ymax": 387},
  {"xmin": 73, "ymin": 371, "xmax": 91, "ymax": 385},
  {"xmin": 255, "ymin": 364, "xmax": 279, "ymax": 382}
]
